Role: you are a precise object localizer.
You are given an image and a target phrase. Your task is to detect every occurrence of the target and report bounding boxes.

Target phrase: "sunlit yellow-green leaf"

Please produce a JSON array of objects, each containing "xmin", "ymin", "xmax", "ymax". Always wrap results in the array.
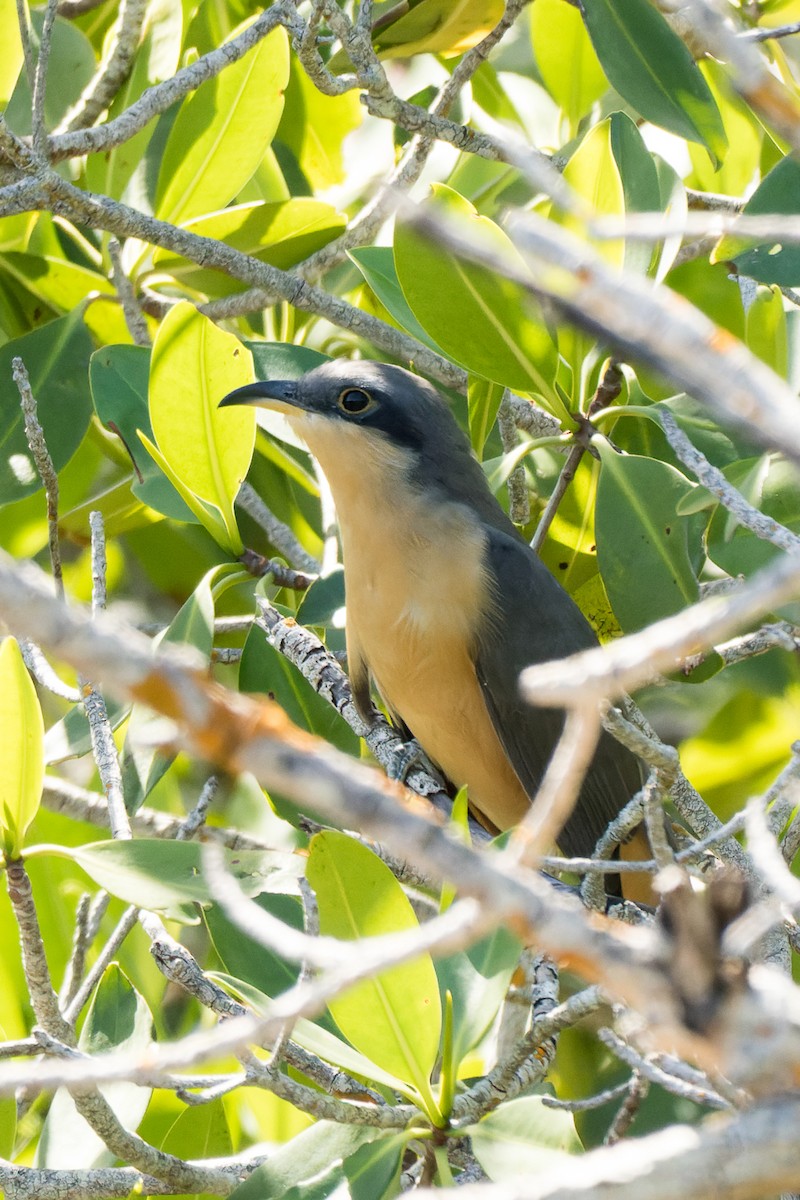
[
  {"xmin": 277, "ymin": 57, "xmax": 363, "ymax": 189},
  {"xmin": 560, "ymin": 119, "xmax": 625, "ymax": 267},
  {"xmin": 148, "ymin": 302, "xmax": 255, "ymax": 553},
  {"xmin": 0, "ymin": 0, "xmax": 23, "ymax": 105},
  {"xmin": 531, "ymin": 0, "xmax": 607, "ymax": 132},
  {"xmin": 155, "ymin": 24, "xmax": 289, "ymax": 226},
  {"xmin": 0, "ymin": 637, "xmax": 44, "ymax": 857},
  {"xmin": 306, "ymin": 831, "xmax": 443, "ymax": 1121}
]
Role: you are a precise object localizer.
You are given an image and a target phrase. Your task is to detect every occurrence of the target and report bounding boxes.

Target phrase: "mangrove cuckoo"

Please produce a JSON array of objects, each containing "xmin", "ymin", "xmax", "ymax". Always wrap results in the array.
[{"xmin": 221, "ymin": 360, "xmax": 646, "ymax": 892}]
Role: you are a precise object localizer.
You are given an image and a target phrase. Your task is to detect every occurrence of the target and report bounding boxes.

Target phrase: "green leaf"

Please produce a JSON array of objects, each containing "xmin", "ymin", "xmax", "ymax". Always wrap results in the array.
[
  {"xmin": 161, "ymin": 1098, "xmax": 233, "ymax": 1175},
  {"xmin": 239, "ymin": 622, "xmax": 358, "ymax": 756},
  {"xmin": 153, "ymin": 200, "xmax": 345, "ymax": 296},
  {"xmin": 121, "ymin": 565, "xmax": 221, "ymax": 813},
  {"xmin": 0, "ymin": 251, "xmax": 114, "ymax": 316},
  {"xmin": 706, "ymin": 456, "xmax": 800, "ymax": 620},
  {"xmin": 156, "ymin": 24, "xmax": 289, "ymax": 226},
  {"xmin": 40, "ymin": 839, "xmax": 302, "ymax": 912},
  {"xmin": 349, "ymin": 246, "xmax": 446, "ymax": 355},
  {"xmin": 0, "ymin": 637, "xmax": 44, "ymax": 857},
  {"xmin": 467, "ymin": 376, "xmax": 504, "ymax": 460},
  {"xmin": 136, "ymin": 431, "xmax": 233, "ymax": 547},
  {"xmin": 687, "ymin": 59, "xmax": 762, "ymax": 198},
  {"xmin": 276, "ymin": 56, "xmax": 363, "ymax": 189},
  {"xmin": 561, "ymin": 119, "xmax": 625, "ymax": 268},
  {"xmin": 435, "ymin": 926, "xmax": 522, "ymax": 1066},
  {"xmin": 595, "ymin": 444, "xmax": 701, "ymax": 633},
  {"xmin": 468, "ymin": 1095, "xmax": 582, "ymax": 1180},
  {"xmin": 531, "ymin": 0, "xmax": 607, "ymax": 131},
  {"xmin": 0, "ymin": 312, "xmax": 93, "ymax": 505},
  {"xmin": 4, "ymin": 13, "xmax": 95, "ymax": 134},
  {"xmin": 149, "ymin": 302, "xmax": 256, "ymax": 551},
  {"xmin": 44, "ymin": 696, "xmax": 130, "ymax": 766},
  {"xmin": 295, "ymin": 568, "xmax": 345, "ymax": 627},
  {"xmin": 609, "ymin": 112, "xmax": 662, "ymax": 276},
  {"xmin": 85, "ymin": 3, "xmax": 183, "ymax": 201},
  {"xmin": 745, "ymin": 285, "xmax": 788, "ymax": 377},
  {"xmin": 394, "ymin": 186, "xmax": 560, "ymax": 407},
  {"xmin": 581, "ymin": 0, "xmax": 727, "ymax": 164},
  {"xmin": 206, "ymin": 895, "xmax": 308, "ymax": 1008},
  {"xmin": 344, "ymin": 1133, "xmax": 406, "ymax": 1200},
  {"xmin": 715, "ymin": 156, "xmax": 800, "ymax": 284},
  {"xmin": 211, "ymin": 972, "xmax": 410, "ymax": 1092},
  {"xmin": 306, "ymin": 832, "xmax": 443, "ymax": 1116},
  {"xmin": 0, "ymin": 1095, "xmax": 15, "ymax": 1158},
  {"xmin": 37, "ymin": 965, "xmax": 153, "ymax": 1169},
  {"xmin": 228, "ymin": 1122, "xmax": 385, "ymax": 1200},
  {"xmin": 90, "ymin": 344, "xmax": 195, "ymax": 522},
  {"xmin": 370, "ymin": 0, "xmax": 504, "ymax": 59},
  {"xmin": 0, "ymin": 0, "xmax": 23, "ymax": 106}
]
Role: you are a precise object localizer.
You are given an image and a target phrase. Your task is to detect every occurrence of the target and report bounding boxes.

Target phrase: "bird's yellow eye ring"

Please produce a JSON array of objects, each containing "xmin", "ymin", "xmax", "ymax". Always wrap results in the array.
[{"xmin": 337, "ymin": 387, "xmax": 373, "ymax": 415}]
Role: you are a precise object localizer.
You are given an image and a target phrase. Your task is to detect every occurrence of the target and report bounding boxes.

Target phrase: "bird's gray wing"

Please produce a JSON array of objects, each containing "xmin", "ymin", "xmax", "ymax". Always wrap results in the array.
[{"xmin": 474, "ymin": 527, "xmax": 644, "ymax": 861}]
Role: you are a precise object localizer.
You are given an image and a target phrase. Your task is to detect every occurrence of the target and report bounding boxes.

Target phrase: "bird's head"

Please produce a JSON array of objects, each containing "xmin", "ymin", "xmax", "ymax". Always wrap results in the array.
[
  {"xmin": 219, "ymin": 357, "xmax": 507, "ymax": 527},
  {"xmin": 219, "ymin": 358, "xmax": 451, "ymax": 456}
]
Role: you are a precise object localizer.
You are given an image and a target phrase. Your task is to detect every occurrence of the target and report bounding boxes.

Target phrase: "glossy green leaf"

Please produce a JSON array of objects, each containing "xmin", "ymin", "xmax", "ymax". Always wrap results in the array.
[
  {"xmin": 153, "ymin": 200, "xmax": 346, "ymax": 295},
  {"xmin": 0, "ymin": 637, "xmax": 44, "ymax": 857},
  {"xmin": 469, "ymin": 1095, "xmax": 582, "ymax": 1180},
  {"xmin": 581, "ymin": 0, "xmax": 726, "ymax": 163},
  {"xmin": 37, "ymin": 965, "xmax": 153, "ymax": 1169},
  {"xmin": 239, "ymin": 622, "xmax": 359, "ymax": 755},
  {"xmin": 349, "ymin": 246, "xmax": 446, "ymax": 355},
  {"xmin": 306, "ymin": 832, "xmax": 443, "ymax": 1114},
  {"xmin": 468, "ymin": 376, "xmax": 504, "ymax": 459},
  {"xmin": 277, "ymin": 56, "xmax": 363, "ymax": 188},
  {"xmin": 0, "ymin": 312, "xmax": 93, "ymax": 505},
  {"xmin": 156, "ymin": 24, "xmax": 289, "ymax": 226},
  {"xmin": 41, "ymin": 839, "xmax": 302, "ymax": 911},
  {"xmin": 745, "ymin": 285, "xmax": 788, "ymax": 377},
  {"xmin": 90, "ymin": 344, "xmax": 195, "ymax": 522},
  {"xmin": 531, "ymin": 0, "xmax": 607, "ymax": 130},
  {"xmin": 149, "ymin": 302, "xmax": 256, "ymax": 552},
  {"xmin": 595, "ymin": 444, "xmax": 700, "ymax": 633},
  {"xmin": 228, "ymin": 1122, "xmax": 385, "ymax": 1200},
  {"xmin": 715, "ymin": 156, "xmax": 800, "ymax": 284},
  {"xmin": 394, "ymin": 186, "xmax": 560, "ymax": 406}
]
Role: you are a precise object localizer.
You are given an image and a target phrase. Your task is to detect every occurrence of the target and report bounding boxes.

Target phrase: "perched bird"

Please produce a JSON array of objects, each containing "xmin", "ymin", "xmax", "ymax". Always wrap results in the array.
[{"xmin": 221, "ymin": 360, "xmax": 647, "ymax": 895}]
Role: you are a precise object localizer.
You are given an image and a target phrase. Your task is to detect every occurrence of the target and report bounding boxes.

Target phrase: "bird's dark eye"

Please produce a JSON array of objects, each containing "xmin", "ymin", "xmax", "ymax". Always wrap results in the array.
[{"xmin": 337, "ymin": 388, "xmax": 374, "ymax": 416}]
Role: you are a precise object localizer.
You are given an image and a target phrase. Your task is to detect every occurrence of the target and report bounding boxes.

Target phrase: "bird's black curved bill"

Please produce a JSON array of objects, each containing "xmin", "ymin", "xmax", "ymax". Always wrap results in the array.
[{"xmin": 218, "ymin": 379, "xmax": 298, "ymax": 408}]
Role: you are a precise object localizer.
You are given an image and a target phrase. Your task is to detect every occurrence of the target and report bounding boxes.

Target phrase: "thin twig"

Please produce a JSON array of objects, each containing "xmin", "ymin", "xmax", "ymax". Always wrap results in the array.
[{"xmin": 13, "ymin": 357, "xmax": 63, "ymax": 598}]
